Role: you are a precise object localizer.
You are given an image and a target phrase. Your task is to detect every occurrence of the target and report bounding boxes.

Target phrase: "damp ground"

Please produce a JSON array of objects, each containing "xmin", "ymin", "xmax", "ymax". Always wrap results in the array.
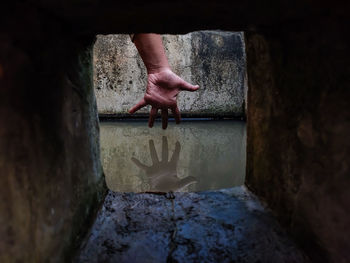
[{"xmin": 76, "ymin": 188, "xmax": 308, "ymax": 263}]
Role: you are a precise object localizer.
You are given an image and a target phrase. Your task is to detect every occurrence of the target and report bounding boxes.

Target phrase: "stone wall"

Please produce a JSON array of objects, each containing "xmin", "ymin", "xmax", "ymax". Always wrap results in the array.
[
  {"xmin": 1, "ymin": 1, "xmax": 349, "ymax": 262},
  {"xmin": 93, "ymin": 32, "xmax": 247, "ymax": 117},
  {"xmin": 245, "ymin": 20, "xmax": 350, "ymax": 263},
  {"xmin": 0, "ymin": 12, "xmax": 106, "ymax": 261}
]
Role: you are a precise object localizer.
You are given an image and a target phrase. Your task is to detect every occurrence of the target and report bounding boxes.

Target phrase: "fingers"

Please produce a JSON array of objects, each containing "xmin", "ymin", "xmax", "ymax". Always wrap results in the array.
[
  {"xmin": 129, "ymin": 98, "xmax": 147, "ymax": 114},
  {"xmin": 149, "ymin": 140, "xmax": 159, "ymax": 164},
  {"xmin": 148, "ymin": 107, "xmax": 158, "ymax": 128},
  {"xmin": 161, "ymin": 109, "xmax": 168, "ymax": 129},
  {"xmin": 171, "ymin": 106, "xmax": 181, "ymax": 124},
  {"xmin": 180, "ymin": 80, "xmax": 200, "ymax": 92},
  {"xmin": 170, "ymin": 141, "xmax": 181, "ymax": 164},
  {"xmin": 161, "ymin": 136, "xmax": 168, "ymax": 163}
]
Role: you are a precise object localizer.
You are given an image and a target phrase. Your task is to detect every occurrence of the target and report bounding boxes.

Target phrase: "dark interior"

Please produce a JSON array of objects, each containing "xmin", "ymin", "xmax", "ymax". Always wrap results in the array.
[{"xmin": 0, "ymin": 1, "xmax": 349, "ymax": 262}]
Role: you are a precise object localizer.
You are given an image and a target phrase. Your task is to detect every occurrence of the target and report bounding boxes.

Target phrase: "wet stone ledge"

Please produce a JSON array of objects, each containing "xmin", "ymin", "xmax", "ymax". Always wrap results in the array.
[{"xmin": 76, "ymin": 187, "xmax": 309, "ymax": 263}]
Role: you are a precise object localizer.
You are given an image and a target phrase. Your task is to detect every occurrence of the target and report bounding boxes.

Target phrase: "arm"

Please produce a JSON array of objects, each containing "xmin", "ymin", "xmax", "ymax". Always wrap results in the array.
[
  {"xmin": 131, "ymin": 33, "xmax": 170, "ymax": 74},
  {"xmin": 128, "ymin": 33, "xmax": 199, "ymax": 129}
]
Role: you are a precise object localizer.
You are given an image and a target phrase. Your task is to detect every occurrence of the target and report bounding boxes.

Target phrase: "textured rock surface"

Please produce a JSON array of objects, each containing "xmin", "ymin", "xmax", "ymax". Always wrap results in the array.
[
  {"xmin": 0, "ymin": 28, "xmax": 106, "ymax": 262},
  {"xmin": 76, "ymin": 187, "xmax": 309, "ymax": 263},
  {"xmin": 245, "ymin": 21, "xmax": 350, "ymax": 263},
  {"xmin": 93, "ymin": 32, "xmax": 247, "ymax": 117},
  {"xmin": 1, "ymin": 1, "xmax": 349, "ymax": 262}
]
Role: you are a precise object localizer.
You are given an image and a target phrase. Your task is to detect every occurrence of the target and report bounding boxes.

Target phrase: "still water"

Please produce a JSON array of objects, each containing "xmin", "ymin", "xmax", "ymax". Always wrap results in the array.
[{"xmin": 100, "ymin": 120, "xmax": 246, "ymax": 193}]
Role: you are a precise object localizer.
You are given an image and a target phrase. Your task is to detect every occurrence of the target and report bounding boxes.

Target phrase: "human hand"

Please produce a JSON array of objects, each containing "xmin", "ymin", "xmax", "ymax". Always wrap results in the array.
[
  {"xmin": 131, "ymin": 136, "xmax": 197, "ymax": 192},
  {"xmin": 128, "ymin": 69, "xmax": 199, "ymax": 129}
]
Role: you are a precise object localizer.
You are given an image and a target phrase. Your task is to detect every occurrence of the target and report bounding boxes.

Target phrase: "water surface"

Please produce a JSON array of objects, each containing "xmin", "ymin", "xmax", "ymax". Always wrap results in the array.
[{"xmin": 100, "ymin": 120, "xmax": 246, "ymax": 192}]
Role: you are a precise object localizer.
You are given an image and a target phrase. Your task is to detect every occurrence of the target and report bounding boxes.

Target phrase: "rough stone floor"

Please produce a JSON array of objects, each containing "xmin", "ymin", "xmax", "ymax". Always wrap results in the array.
[{"xmin": 76, "ymin": 187, "xmax": 309, "ymax": 263}]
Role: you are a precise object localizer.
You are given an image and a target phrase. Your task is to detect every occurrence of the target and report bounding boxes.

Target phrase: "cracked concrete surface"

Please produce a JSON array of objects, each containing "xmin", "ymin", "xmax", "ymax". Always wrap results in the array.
[{"xmin": 76, "ymin": 187, "xmax": 309, "ymax": 263}]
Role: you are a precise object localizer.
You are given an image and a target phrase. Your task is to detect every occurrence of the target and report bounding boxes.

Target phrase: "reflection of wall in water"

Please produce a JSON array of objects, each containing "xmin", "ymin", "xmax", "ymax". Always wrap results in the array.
[{"xmin": 100, "ymin": 121, "xmax": 246, "ymax": 192}]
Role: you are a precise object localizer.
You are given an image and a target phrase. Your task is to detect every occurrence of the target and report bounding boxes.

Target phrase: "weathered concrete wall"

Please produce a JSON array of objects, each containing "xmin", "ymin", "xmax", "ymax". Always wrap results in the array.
[
  {"xmin": 93, "ymin": 32, "xmax": 247, "ymax": 117},
  {"xmin": 245, "ymin": 20, "xmax": 350, "ymax": 263}
]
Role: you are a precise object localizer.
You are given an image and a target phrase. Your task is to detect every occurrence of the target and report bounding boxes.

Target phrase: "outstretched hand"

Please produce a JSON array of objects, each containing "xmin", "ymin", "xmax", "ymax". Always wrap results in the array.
[
  {"xmin": 128, "ymin": 69, "xmax": 199, "ymax": 129},
  {"xmin": 131, "ymin": 136, "xmax": 197, "ymax": 192}
]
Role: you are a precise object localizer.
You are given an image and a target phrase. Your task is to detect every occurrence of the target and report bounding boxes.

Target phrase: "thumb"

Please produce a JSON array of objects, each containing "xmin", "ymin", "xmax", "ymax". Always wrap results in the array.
[
  {"xmin": 180, "ymin": 80, "xmax": 200, "ymax": 92},
  {"xmin": 176, "ymin": 176, "xmax": 197, "ymax": 189}
]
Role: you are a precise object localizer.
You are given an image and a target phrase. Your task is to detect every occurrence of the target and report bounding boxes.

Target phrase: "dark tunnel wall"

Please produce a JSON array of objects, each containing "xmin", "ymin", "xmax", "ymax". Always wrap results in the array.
[
  {"xmin": 0, "ymin": 14, "xmax": 106, "ymax": 261},
  {"xmin": 0, "ymin": 1, "xmax": 349, "ymax": 262},
  {"xmin": 245, "ymin": 21, "xmax": 350, "ymax": 262}
]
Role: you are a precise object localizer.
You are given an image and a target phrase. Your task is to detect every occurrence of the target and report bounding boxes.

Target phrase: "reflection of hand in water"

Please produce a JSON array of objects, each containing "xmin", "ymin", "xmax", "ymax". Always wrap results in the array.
[{"xmin": 131, "ymin": 136, "xmax": 197, "ymax": 192}]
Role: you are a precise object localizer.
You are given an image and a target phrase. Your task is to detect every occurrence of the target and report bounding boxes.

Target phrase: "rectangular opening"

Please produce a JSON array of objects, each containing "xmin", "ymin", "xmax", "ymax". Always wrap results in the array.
[{"xmin": 93, "ymin": 31, "xmax": 247, "ymax": 192}]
